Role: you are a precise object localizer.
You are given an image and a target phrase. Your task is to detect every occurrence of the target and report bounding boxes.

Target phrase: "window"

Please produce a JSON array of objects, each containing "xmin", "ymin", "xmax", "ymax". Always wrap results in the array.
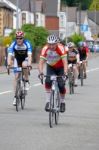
[{"xmin": 22, "ymin": 13, "xmax": 26, "ymax": 24}]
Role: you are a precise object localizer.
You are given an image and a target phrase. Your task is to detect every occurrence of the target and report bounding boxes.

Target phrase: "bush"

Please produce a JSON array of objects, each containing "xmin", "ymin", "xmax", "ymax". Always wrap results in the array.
[
  {"xmin": 9, "ymin": 24, "xmax": 49, "ymax": 62},
  {"xmin": 69, "ymin": 33, "xmax": 85, "ymax": 46}
]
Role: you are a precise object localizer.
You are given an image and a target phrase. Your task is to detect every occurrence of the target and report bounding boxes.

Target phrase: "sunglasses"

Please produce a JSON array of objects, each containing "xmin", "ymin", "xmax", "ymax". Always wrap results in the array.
[{"xmin": 16, "ymin": 38, "xmax": 23, "ymax": 40}]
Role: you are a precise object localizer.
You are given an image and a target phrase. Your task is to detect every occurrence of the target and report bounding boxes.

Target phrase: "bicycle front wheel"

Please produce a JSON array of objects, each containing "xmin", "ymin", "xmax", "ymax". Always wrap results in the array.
[
  {"xmin": 20, "ymin": 81, "xmax": 26, "ymax": 110},
  {"xmin": 49, "ymin": 90, "xmax": 54, "ymax": 128},
  {"xmin": 15, "ymin": 81, "xmax": 21, "ymax": 112},
  {"xmin": 55, "ymin": 91, "xmax": 60, "ymax": 125}
]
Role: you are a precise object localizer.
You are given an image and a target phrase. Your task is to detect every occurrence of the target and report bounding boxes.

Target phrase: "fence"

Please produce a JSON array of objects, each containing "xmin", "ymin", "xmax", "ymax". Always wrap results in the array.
[{"xmin": 0, "ymin": 46, "xmax": 6, "ymax": 66}]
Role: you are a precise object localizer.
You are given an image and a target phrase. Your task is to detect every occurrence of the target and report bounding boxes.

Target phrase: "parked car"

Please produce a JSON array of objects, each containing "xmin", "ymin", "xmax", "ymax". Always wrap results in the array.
[
  {"xmin": 93, "ymin": 44, "xmax": 99, "ymax": 52},
  {"xmin": 88, "ymin": 43, "xmax": 99, "ymax": 52}
]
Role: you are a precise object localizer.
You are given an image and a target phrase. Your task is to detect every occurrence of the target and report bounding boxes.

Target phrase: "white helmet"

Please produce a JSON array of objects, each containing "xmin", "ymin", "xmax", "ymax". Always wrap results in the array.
[
  {"xmin": 47, "ymin": 34, "xmax": 59, "ymax": 44},
  {"xmin": 67, "ymin": 42, "xmax": 75, "ymax": 48}
]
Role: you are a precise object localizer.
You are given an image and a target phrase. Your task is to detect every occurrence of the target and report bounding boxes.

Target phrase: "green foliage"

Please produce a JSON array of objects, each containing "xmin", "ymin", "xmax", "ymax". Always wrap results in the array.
[
  {"xmin": 69, "ymin": 33, "xmax": 85, "ymax": 45},
  {"xmin": 0, "ymin": 36, "xmax": 3, "ymax": 46},
  {"xmin": 89, "ymin": 0, "xmax": 99, "ymax": 10},
  {"xmin": 9, "ymin": 24, "xmax": 49, "ymax": 48},
  {"xmin": 61, "ymin": 0, "xmax": 93, "ymax": 10},
  {"xmin": 9, "ymin": 24, "xmax": 49, "ymax": 62}
]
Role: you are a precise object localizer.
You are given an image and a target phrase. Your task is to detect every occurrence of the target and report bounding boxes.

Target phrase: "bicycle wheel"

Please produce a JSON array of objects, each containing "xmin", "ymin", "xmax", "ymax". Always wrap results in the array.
[
  {"xmin": 20, "ymin": 81, "xmax": 26, "ymax": 110},
  {"xmin": 15, "ymin": 81, "xmax": 21, "ymax": 112},
  {"xmin": 80, "ymin": 64, "xmax": 84, "ymax": 86},
  {"xmin": 49, "ymin": 90, "xmax": 54, "ymax": 128},
  {"xmin": 68, "ymin": 73, "xmax": 74, "ymax": 94},
  {"xmin": 55, "ymin": 91, "xmax": 60, "ymax": 125}
]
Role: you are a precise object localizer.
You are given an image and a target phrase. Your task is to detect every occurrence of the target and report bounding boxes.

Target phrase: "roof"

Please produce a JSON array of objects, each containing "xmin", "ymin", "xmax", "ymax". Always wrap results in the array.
[
  {"xmin": 88, "ymin": 11, "xmax": 99, "ymax": 25},
  {"xmin": 9, "ymin": 0, "xmax": 34, "ymax": 12},
  {"xmin": 8, "ymin": 0, "xmax": 44, "ymax": 13},
  {"xmin": 0, "ymin": 0, "xmax": 16, "ymax": 10}
]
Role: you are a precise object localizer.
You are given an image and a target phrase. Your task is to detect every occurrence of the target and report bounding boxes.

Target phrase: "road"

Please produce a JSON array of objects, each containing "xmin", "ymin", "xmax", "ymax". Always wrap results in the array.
[{"xmin": 0, "ymin": 55, "xmax": 99, "ymax": 150}]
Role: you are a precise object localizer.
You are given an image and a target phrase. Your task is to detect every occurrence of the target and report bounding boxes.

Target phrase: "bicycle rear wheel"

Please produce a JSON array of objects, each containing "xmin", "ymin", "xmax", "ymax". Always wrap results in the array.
[
  {"xmin": 49, "ymin": 91, "xmax": 54, "ymax": 128},
  {"xmin": 69, "ymin": 76, "xmax": 74, "ymax": 94},
  {"xmin": 80, "ymin": 65, "xmax": 84, "ymax": 86}
]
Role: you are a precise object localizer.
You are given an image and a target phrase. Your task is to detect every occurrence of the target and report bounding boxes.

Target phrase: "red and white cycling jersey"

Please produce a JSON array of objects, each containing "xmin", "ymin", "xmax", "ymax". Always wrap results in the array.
[{"xmin": 40, "ymin": 44, "xmax": 67, "ymax": 68}]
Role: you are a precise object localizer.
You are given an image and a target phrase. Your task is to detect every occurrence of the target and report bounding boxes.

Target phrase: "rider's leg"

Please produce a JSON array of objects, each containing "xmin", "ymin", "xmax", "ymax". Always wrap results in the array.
[
  {"xmin": 83, "ymin": 60, "xmax": 87, "ymax": 78},
  {"xmin": 73, "ymin": 64, "xmax": 78, "ymax": 86},
  {"xmin": 22, "ymin": 60, "xmax": 30, "ymax": 90}
]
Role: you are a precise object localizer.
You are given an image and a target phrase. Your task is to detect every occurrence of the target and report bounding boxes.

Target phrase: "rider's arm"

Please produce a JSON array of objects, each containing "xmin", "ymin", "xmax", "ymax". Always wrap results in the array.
[
  {"xmin": 76, "ymin": 53, "xmax": 80, "ymax": 63},
  {"xmin": 38, "ymin": 46, "xmax": 47, "ymax": 74},
  {"xmin": 38, "ymin": 58, "xmax": 46, "ymax": 74},
  {"xmin": 62, "ymin": 57, "xmax": 68, "ymax": 74},
  {"xmin": 26, "ymin": 40, "xmax": 32, "ymax": 66}
]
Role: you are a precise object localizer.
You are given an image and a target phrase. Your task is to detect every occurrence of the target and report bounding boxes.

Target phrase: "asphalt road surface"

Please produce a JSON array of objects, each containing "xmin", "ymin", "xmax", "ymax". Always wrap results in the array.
[{"xmin": 0, "ymin": 54, "xmax": 99, "ymax": 150}]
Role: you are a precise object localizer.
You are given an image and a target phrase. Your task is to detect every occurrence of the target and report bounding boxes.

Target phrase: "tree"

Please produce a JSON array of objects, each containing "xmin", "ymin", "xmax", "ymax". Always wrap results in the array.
[
  {"xmin": 69, "ymin": 33, "xmax": 85, "ymax": 46},
  {"xmin": 89, "ymin": 0, "xmax": 99, "ymax": 10},
  {"xmin": 61, "ymin": 0, "xmax": 93, "ymax": 10}
]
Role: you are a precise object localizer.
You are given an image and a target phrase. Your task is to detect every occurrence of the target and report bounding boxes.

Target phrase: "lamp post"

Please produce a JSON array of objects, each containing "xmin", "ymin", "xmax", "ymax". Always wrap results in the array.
[
  {"xmin": 16, "ymin": 0, "xmax": 19, "ymax": 31},
  {"xmin": 94, "ymin": 2, "xmax": 99, "ymax": 36}
]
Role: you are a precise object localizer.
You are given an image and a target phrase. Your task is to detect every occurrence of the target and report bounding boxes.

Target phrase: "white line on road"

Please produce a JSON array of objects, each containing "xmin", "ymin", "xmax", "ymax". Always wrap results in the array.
[
  {"xmin": 87, "ymin": 67, "xmax": 99, "ymax": 73},
  {"xmin": 0, "ymin": 91, "xmax": 12, "ymax": 95},
  {"xmin": 0, "ymin": 67, "xmax": 99, "ymax": 95}
]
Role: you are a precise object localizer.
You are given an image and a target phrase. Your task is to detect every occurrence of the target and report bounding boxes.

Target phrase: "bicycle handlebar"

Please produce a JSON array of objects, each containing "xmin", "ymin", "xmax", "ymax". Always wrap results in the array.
[
  {"xmin": 7, "ymin": 66, "xmax": 32, "ymax": 75},
  {"xmin": 38, "ymin": 74, "xmax": 68, "ymax": 84}
]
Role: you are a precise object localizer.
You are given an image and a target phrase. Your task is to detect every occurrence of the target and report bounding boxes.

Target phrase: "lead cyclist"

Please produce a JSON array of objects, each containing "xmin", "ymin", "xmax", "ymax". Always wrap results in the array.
[{"xmin": 7, "ymin": 31, "xmax": 33, "ymax": 106}]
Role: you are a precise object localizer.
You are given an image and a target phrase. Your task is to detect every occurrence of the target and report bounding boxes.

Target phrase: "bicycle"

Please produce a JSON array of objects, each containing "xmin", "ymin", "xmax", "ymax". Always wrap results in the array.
[
  {"xmin": 68, "ymin": 64, "xmax": 75, "ymax": 94},
  {"xmin": 79, "ymin": 61, "xmax": 85, "ymax": 86},
  {"xmin": 39, "ymin": 75, "xmax": 66, "ymax": 128},
  {"xmin": 8, "ymin": 66, "xmax": 31, "ymax": 112}
]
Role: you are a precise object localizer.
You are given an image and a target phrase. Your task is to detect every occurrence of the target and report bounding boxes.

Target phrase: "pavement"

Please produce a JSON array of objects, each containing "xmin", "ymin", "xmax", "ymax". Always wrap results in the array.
[{"xmin": 0, "ymin": 52, "xmax": 99, "ymax": 74}]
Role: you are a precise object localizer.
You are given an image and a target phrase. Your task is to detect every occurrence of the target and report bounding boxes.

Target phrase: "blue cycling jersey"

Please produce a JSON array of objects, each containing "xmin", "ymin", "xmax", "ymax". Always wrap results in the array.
[
  {"xmin": 8, "ymin": 39, "xmax": 32, "ymax": 55},
  {"xmin": 8, "ymin": 40, "xmax": 32, "ymax": 66}
]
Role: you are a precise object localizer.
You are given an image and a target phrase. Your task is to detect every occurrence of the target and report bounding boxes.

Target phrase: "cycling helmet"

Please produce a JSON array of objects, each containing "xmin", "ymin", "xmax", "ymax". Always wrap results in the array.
[
  {"xmin": 16, "ymin": 31, "xmax": 24, "ymax": 37},
  {"xmin": 67, "ymin": 42, "xmax": 75, "ymax": 48},
  {"xmin": 47, "ymin": 34, "xmax": 59, "ymax": 44},
  {"xmin": 78, "ymin": 41, "xmax": 84, "ymax": 47}
]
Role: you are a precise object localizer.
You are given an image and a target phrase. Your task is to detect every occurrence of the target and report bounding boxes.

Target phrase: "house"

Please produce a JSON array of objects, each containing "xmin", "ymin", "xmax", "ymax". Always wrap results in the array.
[
  {"xmin": 0, "ymin": 0, "xmax": 16, "ymax": 36},
  {"xmin": 87, "ymin": 11, "xmax": 99, "ymax": 37},
  {"xmin": 43, "ymin": 0, "xmax": 59, "ymax": 36}
]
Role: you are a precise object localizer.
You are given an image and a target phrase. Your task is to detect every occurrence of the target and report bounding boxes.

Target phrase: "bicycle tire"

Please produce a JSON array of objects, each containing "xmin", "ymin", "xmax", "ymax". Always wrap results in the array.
[
  {"xmin": 80, "ymin": 64, "xmax": 84, "ymax": 86},
  {"xmin": 49, "ymin": 90, "xmax": 54, "ymax": 128},
  {"xmin": 15, "ymin": 81, "xmax": 21, "ymax": 112},
  {"xmin": 20, "ymin": 81, "xmax": 26, "ymax": 110},
  {"xmin": 68, "ymin": 72, "xmax": 74, "ymax": 94},
  {"xmin": 55, "ymin": 91, "xmax": 60, "ymax": 125}
]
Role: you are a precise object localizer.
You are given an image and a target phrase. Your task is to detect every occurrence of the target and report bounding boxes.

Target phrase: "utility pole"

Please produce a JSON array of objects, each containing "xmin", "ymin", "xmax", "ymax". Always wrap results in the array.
[
  {"xmin": 33, "ymin": 0, "xmax": 36, "ymax": 26},
  {"xmin": 16, "ymin": 0, "xmax": 19, "ymax": 31}
]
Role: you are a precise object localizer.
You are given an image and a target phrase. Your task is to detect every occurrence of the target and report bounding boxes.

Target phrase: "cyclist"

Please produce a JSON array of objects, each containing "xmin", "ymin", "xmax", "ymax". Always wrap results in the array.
[
  {"xmin": 7, "ymin": 31, "xmax": 32, "ymax": 106},
  {"xmin": 67, "ymin": 42, "xmax": 79, "ymax": 86},
  {"xmin": 78, "ymin": 41, "xmax": 89, "ymax": 79},
  {"xmin": 38, "ymin": 34, "xmax": 68, "ymax": 113}
]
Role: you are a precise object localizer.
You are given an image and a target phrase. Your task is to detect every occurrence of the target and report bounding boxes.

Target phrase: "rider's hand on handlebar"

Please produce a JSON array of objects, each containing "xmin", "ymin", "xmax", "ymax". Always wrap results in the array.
[
  {"xmin": 63, "ymin": 73, "xmax": 68, "ymax": 81},
  {"xmin": 38, "ymin": 73, "xmax": 44, "ymax": 84}
]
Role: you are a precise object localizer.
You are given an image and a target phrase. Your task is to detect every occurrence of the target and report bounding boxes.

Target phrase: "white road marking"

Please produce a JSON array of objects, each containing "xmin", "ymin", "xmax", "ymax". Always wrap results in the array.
[
  {"xmin": 87, "ymin": 68, "xmax": 99, "ymax": 73},
  {"xmin": 0, "ymin": 91, "xmax": 12, "ymax": 95},
  {"xmin": 0, "ymin": 67, "xmax": 99, "ymax": 95}
]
